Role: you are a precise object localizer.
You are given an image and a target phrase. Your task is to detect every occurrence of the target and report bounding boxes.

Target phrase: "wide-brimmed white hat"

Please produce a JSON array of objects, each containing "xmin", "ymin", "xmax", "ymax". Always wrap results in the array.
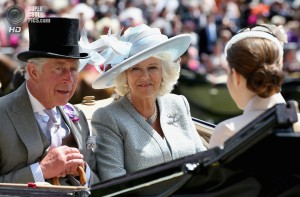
[{"xmin": 91, "ymin": 24, "xmax": 192, "ymax": 89}]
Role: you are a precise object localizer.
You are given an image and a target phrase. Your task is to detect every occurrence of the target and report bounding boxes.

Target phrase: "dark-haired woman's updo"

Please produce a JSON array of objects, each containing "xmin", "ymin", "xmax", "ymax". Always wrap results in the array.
[{"xmin": 226, "ymin": 38, "xmax": 284, "ymax": 98}]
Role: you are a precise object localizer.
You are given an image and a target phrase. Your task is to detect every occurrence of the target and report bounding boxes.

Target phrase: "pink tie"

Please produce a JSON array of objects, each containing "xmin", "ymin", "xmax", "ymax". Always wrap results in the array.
[{"xmin": 44, "ymin": 109, "xmax": 63, "ymax": 148}]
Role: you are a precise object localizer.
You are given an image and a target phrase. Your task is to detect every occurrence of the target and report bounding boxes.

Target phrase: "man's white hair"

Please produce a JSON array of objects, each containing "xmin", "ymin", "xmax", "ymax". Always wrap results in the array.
[{"xmin": 24, "ymin": 58, "xmax": 47, "ymax": 80}]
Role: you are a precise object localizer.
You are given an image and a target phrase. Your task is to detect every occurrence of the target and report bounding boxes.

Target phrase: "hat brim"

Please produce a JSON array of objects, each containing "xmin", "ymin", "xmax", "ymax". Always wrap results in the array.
[
  {"xmin": 17, "ymin": 51, "xmax": 90, "ymax": 62},
  {"xmin": 92, "ymin": 34, "xmax": 191, "ymax": 89}
]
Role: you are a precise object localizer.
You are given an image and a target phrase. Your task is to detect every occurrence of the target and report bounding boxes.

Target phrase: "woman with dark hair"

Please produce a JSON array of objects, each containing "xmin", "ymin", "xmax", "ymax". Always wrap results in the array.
[{"xmin": 209, "ymin": 24, "xmax": 288, "ymax": 148}]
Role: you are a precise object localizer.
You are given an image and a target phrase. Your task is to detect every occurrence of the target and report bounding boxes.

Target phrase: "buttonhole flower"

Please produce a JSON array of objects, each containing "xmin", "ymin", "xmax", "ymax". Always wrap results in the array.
[{"xmin": 63, "ymin": 104, "xmax": 80, "ymax": 123}]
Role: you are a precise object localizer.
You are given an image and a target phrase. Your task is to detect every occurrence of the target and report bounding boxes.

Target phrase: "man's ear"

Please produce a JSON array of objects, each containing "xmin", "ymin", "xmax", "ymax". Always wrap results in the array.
[{"xmin": 26, "ymin": 62, "xmax": 39, "ymax": 82}]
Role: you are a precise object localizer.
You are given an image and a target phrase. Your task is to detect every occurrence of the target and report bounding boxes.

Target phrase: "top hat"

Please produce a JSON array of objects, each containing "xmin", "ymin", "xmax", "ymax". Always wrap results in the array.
[
  {"xmin": 17, "ymin": 17, "xmax": 89, "ymax": 62},
  {"xmin": 92, "ymin": 24, "xmax": 191, "ymax": 89}
]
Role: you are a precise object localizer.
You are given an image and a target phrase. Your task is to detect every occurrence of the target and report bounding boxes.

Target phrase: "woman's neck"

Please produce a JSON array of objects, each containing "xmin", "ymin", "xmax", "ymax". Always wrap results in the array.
[{"xmin": 127, "ymin": 93, "xmax": 157, "ymax": 119}]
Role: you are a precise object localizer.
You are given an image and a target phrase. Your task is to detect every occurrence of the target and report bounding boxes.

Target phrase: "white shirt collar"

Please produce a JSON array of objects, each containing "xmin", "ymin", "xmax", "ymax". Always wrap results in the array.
[
  {"xmin": 244, "ymin": 93, "xmax": 286, "ymax": 114},
  {"xmin": 26, "ymin": 83, "xmax": 57, "ymax": 116}
]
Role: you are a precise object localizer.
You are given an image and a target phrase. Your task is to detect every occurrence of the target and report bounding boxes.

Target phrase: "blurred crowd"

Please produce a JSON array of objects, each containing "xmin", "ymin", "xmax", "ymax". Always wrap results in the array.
[{"xmin": 0, "ymin": 0, "xmax": 300, "ymax": 101}]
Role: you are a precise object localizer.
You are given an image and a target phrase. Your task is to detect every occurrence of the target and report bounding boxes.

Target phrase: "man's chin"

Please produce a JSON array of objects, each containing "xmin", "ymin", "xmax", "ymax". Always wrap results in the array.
[{"xmin": 56, "ymin": 98, "xmax": 71, "ymax": 106}]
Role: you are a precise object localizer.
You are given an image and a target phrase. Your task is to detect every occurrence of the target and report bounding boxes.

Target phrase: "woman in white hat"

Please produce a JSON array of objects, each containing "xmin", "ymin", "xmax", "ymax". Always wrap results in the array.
[
  {"xmin": 90, "ymin": 24, "xmax": 207, "ymax": 181},
  {"xmin": 209, "ymin": 24, "xmax": 288, "ymax": 149}
]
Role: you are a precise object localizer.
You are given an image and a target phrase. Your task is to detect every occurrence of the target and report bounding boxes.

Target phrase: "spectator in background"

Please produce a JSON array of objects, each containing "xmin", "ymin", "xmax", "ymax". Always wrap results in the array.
[
  {"xmin": 0, "ymin": 54, "xmax": 18, "ymax": 97},
  {"xmin": 198, "ymin": 13, "xmax": 219, "ymax": 55},
  {"xmin": 201, "ymin": 39, "xmax": 229, "ymax": 83},
  {"xmin": 283, "ymin": 43, "xmax": 300, "ymax": 77},
  {"xmin": 12, "ymin": 65, "xmax": 25, "ymax": 90},
  {"xmin": 118, "ymin": 0, "xmax": 144, "ymax": 27}
]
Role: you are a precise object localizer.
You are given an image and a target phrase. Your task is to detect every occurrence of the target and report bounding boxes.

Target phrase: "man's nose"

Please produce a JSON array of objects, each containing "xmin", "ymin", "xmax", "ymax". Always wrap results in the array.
[{"xmin": 62, "ymin": 69, "xmax": 74, "ymax": 83}]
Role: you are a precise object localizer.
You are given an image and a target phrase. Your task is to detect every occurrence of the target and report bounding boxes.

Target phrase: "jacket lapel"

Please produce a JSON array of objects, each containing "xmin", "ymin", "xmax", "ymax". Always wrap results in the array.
[
  {"xmin": 157, "ymin": 95, "xmax": 181, "ymax": 159},
  {"xmin": 58, "ymin": 106, "xmax": 83, "ymax": 150},
  {"xmin": 7, "ymin": 84, "xmax": 45, "ymax": 164},
  {"xmin": 120, "ymin": 96, "xmax": 167, "ymax": 143},
  {"xmin": 120, "ymin": 96, "xmax": 154, "ymax": 133}
]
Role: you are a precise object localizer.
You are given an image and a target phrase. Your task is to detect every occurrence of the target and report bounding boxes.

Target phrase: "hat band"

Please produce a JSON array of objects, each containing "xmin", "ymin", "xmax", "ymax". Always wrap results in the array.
[
  {"xmin": 225, "ymin": 31, "xmax": 284, "ymax": 58},
  {"xmin": 128, "ymin": 34, "xmax": 167, "ymax": 57},
  {"xmin": 29, "ymin": 45, "xmax": 80, "ymax": 56},
  {"xmin": 100, "ymin": 27, "xmax": 168, "ymax": 71}
]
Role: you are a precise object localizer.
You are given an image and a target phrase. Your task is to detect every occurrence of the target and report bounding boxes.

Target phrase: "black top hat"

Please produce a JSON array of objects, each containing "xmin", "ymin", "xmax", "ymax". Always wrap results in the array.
[{"xmin": 17, "ymin": 18, "xmax": 89, "ymax": 62}]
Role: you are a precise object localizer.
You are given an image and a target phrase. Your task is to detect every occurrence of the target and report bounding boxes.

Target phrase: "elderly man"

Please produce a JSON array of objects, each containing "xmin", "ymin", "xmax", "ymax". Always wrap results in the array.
[{"xmin": 0, "ymin": 17, "xmax": 99, "ymax": 186}]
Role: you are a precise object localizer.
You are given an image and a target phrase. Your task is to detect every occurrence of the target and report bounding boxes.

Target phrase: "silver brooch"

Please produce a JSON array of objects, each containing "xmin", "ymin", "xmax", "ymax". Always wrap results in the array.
[
  {"xmin": 167, "ymin": 113, "xmax": 181, "ymax": 126},
  {"xmin": 86, "ymin": 136, "xmax": 96, "ymax": 151}
]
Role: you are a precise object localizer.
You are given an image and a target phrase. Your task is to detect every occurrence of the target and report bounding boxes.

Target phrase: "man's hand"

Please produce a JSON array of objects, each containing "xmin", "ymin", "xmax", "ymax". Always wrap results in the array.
[{"xmin": 40, "ymin": 146, "xmax": 84, "ymax": 179}]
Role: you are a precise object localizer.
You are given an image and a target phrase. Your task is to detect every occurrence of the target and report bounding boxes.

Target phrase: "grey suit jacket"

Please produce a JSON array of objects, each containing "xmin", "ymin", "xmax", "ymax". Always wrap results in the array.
[
  {"xmin": 0, "ymin": 83, "xmax": 99, "ymax": 185},
  {"xmin": 209, "ymin": 93, "xmax": 286, "ymax": 148},
  {"xmin": 92, "ymin": 94, "xmax": 207, "ymax": 181}
]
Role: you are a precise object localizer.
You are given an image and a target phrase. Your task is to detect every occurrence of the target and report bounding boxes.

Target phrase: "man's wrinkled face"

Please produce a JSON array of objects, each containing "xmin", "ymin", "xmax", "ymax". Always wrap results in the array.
[{"xmin": 28, "ymin": 58, "xmax": 79, "ymax": 108}]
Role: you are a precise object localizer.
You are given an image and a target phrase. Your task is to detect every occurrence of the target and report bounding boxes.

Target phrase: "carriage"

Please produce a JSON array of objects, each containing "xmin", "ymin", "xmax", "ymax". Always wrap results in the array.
[{"xmin": 1, "ymin": 97, "xmax": 299, "ymax": 196}]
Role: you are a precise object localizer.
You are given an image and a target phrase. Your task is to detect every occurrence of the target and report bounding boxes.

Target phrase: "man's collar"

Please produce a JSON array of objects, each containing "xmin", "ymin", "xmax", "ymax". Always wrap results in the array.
[{"xmin": 26, "ymin": 82, "xmax": 57, "ymax": 116}]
